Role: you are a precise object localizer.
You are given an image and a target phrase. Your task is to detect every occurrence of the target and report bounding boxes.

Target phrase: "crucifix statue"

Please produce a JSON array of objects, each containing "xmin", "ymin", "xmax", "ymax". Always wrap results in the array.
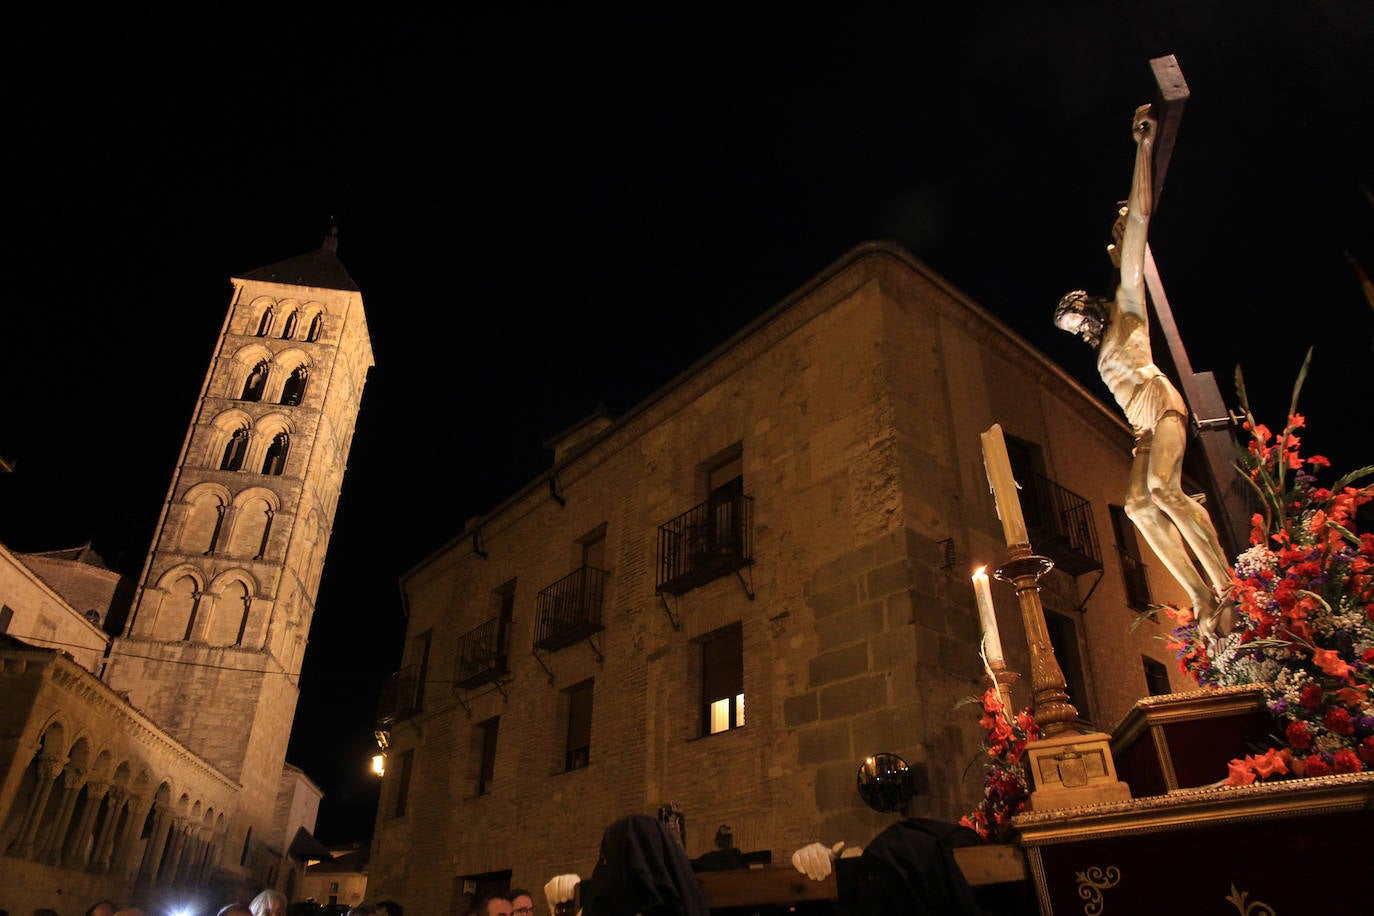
[{"xmin": 1054, "ymin": 103, "xmax": 1234, "ymax": 640}]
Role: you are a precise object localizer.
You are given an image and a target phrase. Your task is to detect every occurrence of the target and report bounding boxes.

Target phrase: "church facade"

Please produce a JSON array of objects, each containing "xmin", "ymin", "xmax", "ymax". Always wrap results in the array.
[
  {"xmin": 0, "ymin": 237, "xmax": 372, "ymax": 915},
  {"xmin": 365, "ymin": 242, "xmax": 1192, "ymax": 910}
]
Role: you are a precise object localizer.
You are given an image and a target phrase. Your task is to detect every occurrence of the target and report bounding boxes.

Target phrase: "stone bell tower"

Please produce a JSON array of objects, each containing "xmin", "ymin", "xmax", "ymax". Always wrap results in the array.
[{"xmin": 104, "ymin": 231, "xmax": 372, "ymax": 835}]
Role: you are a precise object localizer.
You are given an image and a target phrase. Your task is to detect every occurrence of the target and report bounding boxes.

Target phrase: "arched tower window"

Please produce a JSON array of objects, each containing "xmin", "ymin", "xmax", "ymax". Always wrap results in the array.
[
  {"xmin": 240, "ymin": 361, "xmax": 269, "ymax": 401},
  {"xmin": 220, "ymin": 429, "xmax": 249, "ymax": 471},
  {"xmin": 263, "ymin": 434, "xmax": 289, "ymax": 476},
  {"xmin": 281, "ymin": 311, "xmax": 299, "ymax": 340},
  {"xmin": 207, "ymin": 580, "xmax": 251, "ymax": 646},
  {"xmin": 152, "ymin": 576, "xmax": 199, "ymax": 642},
  {"xmin": 280, "ymin": 366, "xmax": 309, "ymax": 406},
  {"xmin": 306, "ymin": 313, "xmax": 323, "ymax": 342},
  {"xmin": 180, "ymin": 489, "xmax": 226, "ymax": 555},
  {"xmin": 254, "ymin": 308, "xmax": 274, "ymax": 337},
  {"xmin": 227, "ymin": 497, "xmax": 273, "ymax": 559}
]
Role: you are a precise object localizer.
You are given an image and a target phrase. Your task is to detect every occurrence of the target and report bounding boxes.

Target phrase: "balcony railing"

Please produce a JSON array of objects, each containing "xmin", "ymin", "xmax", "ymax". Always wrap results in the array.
[
  {"xmin": 1019, "ymin": 471, "xmax": 1102, "ymax": 576},
  {"xmin": 1118, "ymin": 550, "xmax": 1153, "ymax": 610},
  {"xmin": 656, "ymin": 493, "xmax": 753, "ymax": 596},
  {"xmin": 535, "ymin": 566, "xmax": 607, "ymax": 652},
  {"xmin": 376, "ymin": 664, "xmax": 422, "ymax": 729},
  {"xmin": 455, "ymin": 617, "xmax": 508, "ymax": 690}
]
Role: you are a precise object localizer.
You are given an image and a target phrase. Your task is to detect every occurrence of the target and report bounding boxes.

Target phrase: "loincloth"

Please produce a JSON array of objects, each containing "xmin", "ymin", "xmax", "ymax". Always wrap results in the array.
[{"xmin": 1124, "ymin": 372, "xmax": 1187, "ymax": 440}]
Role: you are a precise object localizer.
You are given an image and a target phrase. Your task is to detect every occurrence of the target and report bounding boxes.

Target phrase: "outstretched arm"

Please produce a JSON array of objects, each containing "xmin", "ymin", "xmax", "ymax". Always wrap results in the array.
[{"xmin": 1116, "ymin": 104, "xmax": 1156, "ymax": 323}]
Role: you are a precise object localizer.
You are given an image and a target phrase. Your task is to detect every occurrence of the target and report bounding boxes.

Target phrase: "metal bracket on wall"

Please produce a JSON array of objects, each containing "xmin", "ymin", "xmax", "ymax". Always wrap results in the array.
[
  {"xmin": 548, "ymin": 472, "xmax": 567, "ymax": 507},
  {"xmin": 657, "ymin": 592, "xmax": 682, "ymax": 631},
  {"xmin": 585, "ymin": 633, "xmax": 605, "ymax": 666},
  {"xmin": 532, "ymin": 648, "xmax": 556, "ymax": 684},
  {"xmin": 733, "ymin": 566, "xmax": 755, "ymax": 601}
]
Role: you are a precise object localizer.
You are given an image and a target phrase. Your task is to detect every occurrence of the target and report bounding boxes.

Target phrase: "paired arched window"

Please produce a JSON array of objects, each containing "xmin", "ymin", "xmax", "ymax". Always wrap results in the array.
[
  {"xmin": 281, "ymin": 311, "xmax": 299, "ymax": 340},
  {"xmin": 152, "ymin": 575, "xmax": 200, "ymax": 642},
  {"xmin": 306, "ymin": 313, "xmax": 324, "ymax": 342},
  {"xmin": 254, "ymin": 308, "xmax": 274, "ymax": 337},
  {"xmin": 180, "ymin": 488, "xmax": 228, "ymax": 555}
]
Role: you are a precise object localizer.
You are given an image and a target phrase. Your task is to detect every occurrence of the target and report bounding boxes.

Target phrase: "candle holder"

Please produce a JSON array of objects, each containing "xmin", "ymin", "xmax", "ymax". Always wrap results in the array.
[
  {"xmin": 995, "ymin": 547, "xmax": 1076, "ymax": 737},
  {"xmin": 984, "ymin": 658, "xmax": 1020, "ymax": 719},
  {"xmin": 995, "ymin": 545, "xmax": 1132, "ymax": 812}
]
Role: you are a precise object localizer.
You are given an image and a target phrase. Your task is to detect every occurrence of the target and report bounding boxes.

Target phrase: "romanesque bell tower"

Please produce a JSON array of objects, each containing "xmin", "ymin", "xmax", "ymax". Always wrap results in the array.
[{"xmin": 104, "ymin": 232, "xmax": 372, "ymax": 840}]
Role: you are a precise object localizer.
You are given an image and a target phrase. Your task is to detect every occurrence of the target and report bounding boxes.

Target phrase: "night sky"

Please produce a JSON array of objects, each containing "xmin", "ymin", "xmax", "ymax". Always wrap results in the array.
[{"xmin": 3, "ymin": 6, "xmax": 1371, "ymax": 842}]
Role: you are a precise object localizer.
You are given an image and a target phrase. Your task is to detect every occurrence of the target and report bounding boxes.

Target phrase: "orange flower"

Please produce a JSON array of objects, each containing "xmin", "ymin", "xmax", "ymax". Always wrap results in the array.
[
  {"xmin": 1312, "ymin": 647, "xmax": 1354, "ymax": 680},
  {"xmin": 1250, "ymin": 748, "xmax": 1289, "ymax": 779},
  {"xmin": 1225, "ymin": 758, "xmax": 1257, "ymax": 786}
]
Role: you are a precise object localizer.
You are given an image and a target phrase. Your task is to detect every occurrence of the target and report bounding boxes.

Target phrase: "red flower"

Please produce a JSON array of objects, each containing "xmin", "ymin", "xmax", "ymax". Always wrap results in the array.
[
  {"xmin": 1286, "ymin": 721, "xmax": 1313, "ymax": 750},
  {"xmin": 1359, "ymin": 737, "xmax": 1374, "ymax": 765},
  {"xmin": 1299, "ymin": 684, "xmax": 1324, "ymax": 709},
  {"xmin": 1303, "ymin": 755, "xmax": 1332, "ymax": 778},
  {"xmin": 1324, "ymin": 707, "xmax": 1355, "ymax": 737},
  {"xmin": 1333, "ymin": 749, "xmax": 1363, "ymax": 774}
]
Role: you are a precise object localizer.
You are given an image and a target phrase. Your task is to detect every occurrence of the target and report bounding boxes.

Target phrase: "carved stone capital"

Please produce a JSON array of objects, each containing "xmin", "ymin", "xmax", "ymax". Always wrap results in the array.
[{"xmin": 37, "ymin": 755, "xmax": 66, "ymax": 781}]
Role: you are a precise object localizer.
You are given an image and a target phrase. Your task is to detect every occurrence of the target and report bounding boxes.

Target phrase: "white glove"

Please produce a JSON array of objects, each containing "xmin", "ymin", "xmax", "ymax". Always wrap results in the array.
[
  {"xmin": 790, "ymin": 841, "xmax": 845, "ymax": 881},
  {"xmin": 544, "ymin": 874, "xmax": 580, "ymax": 916}
]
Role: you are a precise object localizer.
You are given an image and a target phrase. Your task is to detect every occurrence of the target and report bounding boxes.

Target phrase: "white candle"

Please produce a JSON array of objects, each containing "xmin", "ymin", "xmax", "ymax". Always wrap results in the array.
[
  {"xmin": 972, "ymin": 566, "xmax": 1004, "ymax": 665},
  {"xmin": 980, "ymin": 423, "xmax": 1029, "ymax": 548}
]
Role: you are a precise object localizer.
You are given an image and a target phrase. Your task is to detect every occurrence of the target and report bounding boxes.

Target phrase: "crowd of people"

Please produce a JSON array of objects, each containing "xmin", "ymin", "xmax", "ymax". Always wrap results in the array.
[{"xmin": 0, "ymin": 888, "xmax": 403, "ymax": 916}]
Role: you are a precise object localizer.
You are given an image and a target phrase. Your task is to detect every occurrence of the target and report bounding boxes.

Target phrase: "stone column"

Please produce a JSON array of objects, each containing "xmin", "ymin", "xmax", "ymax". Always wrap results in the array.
[
  {"xmin": 163, "ymin": 818, "xmax": 191, "ymax": 885},
  {"xmin": 7, "ymin": 754, "xmax": 65, "ymax": 858},
  {"xmin": 90, "ymin": 787, "xmax": 125, "ymax": 873},
  {"xmin": 137, "ymin": 804, "xmax": 172, "ymax": 885},
  {"xmin": 63, "ymin": 779, "xmax": 108, "ymax": 867},
  {"xmin": 109, "ymin": 794, "xmax": 144, "ymax": 877},
  {"xmin": 39, "ymin": 767, "xmax": 85, "ymax": 863}
]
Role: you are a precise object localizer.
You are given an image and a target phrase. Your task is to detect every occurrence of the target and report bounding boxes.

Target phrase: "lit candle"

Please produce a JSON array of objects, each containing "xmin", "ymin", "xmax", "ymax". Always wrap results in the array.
[
  {"xmin": 980, "ymin": 423, "xmax": 1029, "ymax": 548},
  {"xmin": 972, "ymin": 566, "xmax": 1004, "ymax": 665}
]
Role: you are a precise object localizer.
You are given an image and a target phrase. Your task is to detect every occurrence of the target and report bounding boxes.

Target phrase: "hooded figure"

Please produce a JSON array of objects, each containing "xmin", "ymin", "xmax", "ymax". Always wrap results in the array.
[{"xmin": 580, "ymin": 815, "xmax": 709, "ymax": 916}]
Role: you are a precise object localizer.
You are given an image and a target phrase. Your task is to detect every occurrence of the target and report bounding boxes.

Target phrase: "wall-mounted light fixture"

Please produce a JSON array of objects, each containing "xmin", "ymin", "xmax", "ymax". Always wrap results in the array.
[{"xmin": 371, "ymin": 754, "xmax": 386, "ymax": 777}]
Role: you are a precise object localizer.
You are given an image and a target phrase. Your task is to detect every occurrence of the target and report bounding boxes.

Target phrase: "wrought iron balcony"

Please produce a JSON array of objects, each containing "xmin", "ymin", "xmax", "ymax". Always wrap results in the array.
[
  {"xmin": 535, "ymin": 566, "xmax": 607, "ymax": 652},
  {"xmin": 455, "ymin": 617, "xmax": 508, "ymax": 690},
  {"xmin": 1019, "ymin": 471, "xmax": 1102, "ymax": 576},
  {"xmin": 376, "ymin": 664, "xmax": 422, "ymax": 729},
  {"xmin": 1118, "ymin": 550, "xmax": 1153, "ymax": 610},
  {"xmin": 656, "ymin": 493, "xmax": 754, "ymax": 596}
]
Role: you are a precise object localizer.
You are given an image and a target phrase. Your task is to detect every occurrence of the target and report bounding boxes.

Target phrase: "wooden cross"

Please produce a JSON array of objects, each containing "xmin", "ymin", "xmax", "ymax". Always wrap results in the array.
[{"xmin": 1140, "ymin": 55, "xmax": 1250, "ymax": 556}]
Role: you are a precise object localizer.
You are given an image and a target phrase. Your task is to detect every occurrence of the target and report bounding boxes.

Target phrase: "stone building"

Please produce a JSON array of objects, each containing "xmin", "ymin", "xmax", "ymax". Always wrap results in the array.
[
  {"xmin": 365, "ymin": 242, "xmax": 1191, "ymax": 910},
  {"xmin": 0, "ymin": 235, "xmax": 373, "ymax": 915}
]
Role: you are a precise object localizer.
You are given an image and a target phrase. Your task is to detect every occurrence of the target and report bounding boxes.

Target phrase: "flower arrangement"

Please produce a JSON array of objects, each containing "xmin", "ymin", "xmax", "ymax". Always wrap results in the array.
[
  {"xmin": 959, "ymin": 686, "xmax": 1039, "ymax": 839},
  {"xmin": 1164, "ymin": 353, "xmax": 1374, "ymax": 785}
]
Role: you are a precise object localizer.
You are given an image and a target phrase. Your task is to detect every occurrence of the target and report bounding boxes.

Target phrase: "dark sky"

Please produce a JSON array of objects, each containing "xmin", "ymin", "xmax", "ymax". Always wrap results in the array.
[{"xmin": 3, "ymin": 5, "xmax": 1371, "ymax": 842}]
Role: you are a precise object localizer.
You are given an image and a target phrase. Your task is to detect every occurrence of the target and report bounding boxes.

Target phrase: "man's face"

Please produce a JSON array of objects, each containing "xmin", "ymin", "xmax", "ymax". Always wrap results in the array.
[
  {"xmin": 485, "ymin": 899, "xmax": 513, "ymax": 916},
  {"xmin": 511, "ymin": 895, "xmax": 535, "ymax": 916}
]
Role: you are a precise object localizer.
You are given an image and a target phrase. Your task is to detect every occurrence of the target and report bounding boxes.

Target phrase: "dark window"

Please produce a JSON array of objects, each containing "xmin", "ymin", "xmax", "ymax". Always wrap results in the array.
[
  {"xmin": 1143, "ymin": 656, "xmax": 1172, "ymax": 697},
  {"xmin": 1045, "ymin": 611, "xmax": 1090, "ymax": 726},
  {"xmin": 496, "ymin": 580, "xmax": 516, "ymax": 661},
  {"xmin": 1110, "ymin": 505, "xmax": 1153, "ymax": 610},
  {"xmin": 281, "ymin": 311, "xmax": 299, "ymax": 339},
  {"xmin": 307, "ymin": 313, "xmax": 324, "ymax": 342},
  {"xmin": 262, "ymin": 433, "xmax": 289, "ymax": 475},
  {"xmin": 410, "ymin": 630, "xmax": 432, "ymax": 712},
  {"xmin": 255, "ymin": 309, "xmax": 273, "ymax": 337},
  {"xmin": 240, "ymin": 827, "xmax": 253, "ymax": 866},
  {"xmin": 565, "ymin": 679, "xmax": 593, "ymax": 771},
  {"xmin": 477, "ymin": 717, "xmax": 500, "ymax": 795},
  {"xmin": 393, "ymin": 750, "xmax": 414, "ymax": 817},
  {"xmin": 581, "ymin": 527, "xmax": 607, "ymax": 570},
  {"xmin": 281, "ymin": 366, "xmax": 308, "ymax": 405},
  {"xmin": 241, "ymin": 360, "xmax": 269, "ymax": 401},
  {"xmin": 701, "ymin": 625, "xmax": 744, "ymax": 736},
  {"xmin": 0, "ymin": 606, "xmax": 12, "ymax": 633},
  {"xmin": 220, "ymin": 429, "xmax": 249, "ymax": 471}
]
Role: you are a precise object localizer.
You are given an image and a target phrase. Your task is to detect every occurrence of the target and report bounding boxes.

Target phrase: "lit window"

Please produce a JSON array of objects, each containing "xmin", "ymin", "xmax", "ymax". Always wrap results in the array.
[{"xmin": 701, "ymin": 625, "xmax": 743, "ymax": 735}]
